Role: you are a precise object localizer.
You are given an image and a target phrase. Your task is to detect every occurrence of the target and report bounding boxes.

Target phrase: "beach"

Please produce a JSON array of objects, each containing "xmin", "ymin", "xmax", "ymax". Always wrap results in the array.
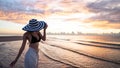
[
  {"xmin": 0, "ymin": 36, "xmax": 72, "ymax": 68},
  {"xmin": 0, "ymin": 35, "xmax": 120, "ymax": 68}
]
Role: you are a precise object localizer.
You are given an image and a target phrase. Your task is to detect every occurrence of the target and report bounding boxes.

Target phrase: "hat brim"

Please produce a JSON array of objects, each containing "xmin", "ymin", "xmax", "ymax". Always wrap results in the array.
[{"xmin": 22, "ymin": 21, "xmax": 45, "ymax": 31}]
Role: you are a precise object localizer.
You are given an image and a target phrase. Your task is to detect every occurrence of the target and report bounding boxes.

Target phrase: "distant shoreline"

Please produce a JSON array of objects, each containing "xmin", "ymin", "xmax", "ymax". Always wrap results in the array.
[{"xmin": 0, "ymin": 36, "xmax": 22, "ymax": 42}]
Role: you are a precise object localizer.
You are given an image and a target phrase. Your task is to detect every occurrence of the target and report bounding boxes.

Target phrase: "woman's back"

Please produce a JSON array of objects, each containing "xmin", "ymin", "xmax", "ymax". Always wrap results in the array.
[
  {"xmin": 25, "ymin": 32, "xmax": 41, "ymax": 51},
  {"xmin": 30, "ymin": 32, "xmax": 41, "ymax": 43}
]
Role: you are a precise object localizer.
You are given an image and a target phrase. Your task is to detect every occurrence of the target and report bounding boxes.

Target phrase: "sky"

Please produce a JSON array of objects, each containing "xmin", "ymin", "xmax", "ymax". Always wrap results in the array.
[{"xmin": 0, "ymin": 0, "xmax": 120, "ymax": 35}]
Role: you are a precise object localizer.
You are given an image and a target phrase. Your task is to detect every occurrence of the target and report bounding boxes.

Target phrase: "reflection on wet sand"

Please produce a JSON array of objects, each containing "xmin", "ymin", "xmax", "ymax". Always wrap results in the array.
[
  {"xmin": 40, "ymin": 35, "xmax": 120, "ymax": 68},
  {"xmin": 41, "ymin": 43, "xmax": 120, "ymax": 68}
]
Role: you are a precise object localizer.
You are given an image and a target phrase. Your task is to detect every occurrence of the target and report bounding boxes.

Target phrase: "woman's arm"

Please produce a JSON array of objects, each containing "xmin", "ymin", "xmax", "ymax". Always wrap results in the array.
[
  {"xmin": 40, "ymin": 23, "xmax": 48, "ymax": 41},
  {"xmin": 10, "ymin": 33, "xmax": 27, "ymax": 67},
  {"xmin": 42, "ymin": 29, "xmax": 46, "ymax": 41}
]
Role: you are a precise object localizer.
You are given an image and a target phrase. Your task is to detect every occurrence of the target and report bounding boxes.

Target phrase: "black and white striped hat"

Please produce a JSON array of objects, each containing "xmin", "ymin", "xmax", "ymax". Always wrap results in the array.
[{"xmin": 22, "ymin": 19, "xmax": 46, "ymax": 31}]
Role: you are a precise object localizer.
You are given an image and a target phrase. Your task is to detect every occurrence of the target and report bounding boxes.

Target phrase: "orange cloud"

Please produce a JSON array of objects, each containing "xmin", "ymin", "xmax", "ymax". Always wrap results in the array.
[
  {"xmin": 0, "ymin": 0, "xmax": 90, "ymax": 24},
  {"xmin": 0, "ymin": 10, "xmax": 46, "ymax": 24},
  {"xmin": 84, "ymin": 20, "xmax": 120, "ymax": 29}
]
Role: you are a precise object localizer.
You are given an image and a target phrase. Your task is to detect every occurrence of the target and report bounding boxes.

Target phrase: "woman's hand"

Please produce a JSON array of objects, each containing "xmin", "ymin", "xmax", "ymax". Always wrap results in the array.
[{"xmin": 9, "ymin": 60, "xmax": 17, "ymax": 68}]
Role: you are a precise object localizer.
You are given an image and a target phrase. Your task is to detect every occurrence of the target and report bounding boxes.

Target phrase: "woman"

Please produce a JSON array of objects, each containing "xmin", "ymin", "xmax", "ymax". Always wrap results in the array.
[{"xmin": 10, "ymin": 19, "xmax": 48, "ymax": 68}]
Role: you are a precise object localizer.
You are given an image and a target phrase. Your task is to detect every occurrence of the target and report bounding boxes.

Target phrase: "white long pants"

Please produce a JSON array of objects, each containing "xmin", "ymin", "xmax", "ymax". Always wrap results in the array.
[{"xmin": 24, "ymin": 47, "xmax": 39, "ymax": 68}]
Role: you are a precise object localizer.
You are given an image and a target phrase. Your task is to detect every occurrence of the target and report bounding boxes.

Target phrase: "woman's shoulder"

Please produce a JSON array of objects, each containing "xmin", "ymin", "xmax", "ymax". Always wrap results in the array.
[
  {"xmin": 23, "ymin": 32, "xmax": 29, "ymax": 35},
  {"xmin": 23, "ymin": 32, "xmax": 30, "ymax": 37}
]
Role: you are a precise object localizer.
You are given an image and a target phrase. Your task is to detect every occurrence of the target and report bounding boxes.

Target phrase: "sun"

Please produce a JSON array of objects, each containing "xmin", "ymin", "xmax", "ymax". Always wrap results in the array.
[{"xmin": 44, "ymin": 12, "xmax": 96, "ymax": 33}]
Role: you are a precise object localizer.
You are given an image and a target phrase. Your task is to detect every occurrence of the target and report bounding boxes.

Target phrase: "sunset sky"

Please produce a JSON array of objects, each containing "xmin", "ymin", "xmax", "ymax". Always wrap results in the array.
[{"xmin": 0, "ymin": 0, "xmax": 120, "ymax": 35}]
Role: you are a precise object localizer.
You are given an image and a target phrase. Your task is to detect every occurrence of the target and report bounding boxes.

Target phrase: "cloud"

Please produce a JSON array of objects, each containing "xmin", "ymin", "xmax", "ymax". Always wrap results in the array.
[
  {"xmin": 0, "ymin": 0, "xmax": 88, "ymax": 24},
  {"xmin": 86, "ymin": 0, "xmax": 120, "ymax": 23},
  {"xmin": 91, "ymin": 21, "xmax": 120, "ymax": 29},
  {"xmin": 0, "ymin": 10, "xmax": 45, "ymax": 24},
  {"xmin": 0, "ymin": 0, "xmax": 45, "ymax": 13},
  {"xmin": 0, "ymin": 0, "xmax": 88, "ymax": 14}
]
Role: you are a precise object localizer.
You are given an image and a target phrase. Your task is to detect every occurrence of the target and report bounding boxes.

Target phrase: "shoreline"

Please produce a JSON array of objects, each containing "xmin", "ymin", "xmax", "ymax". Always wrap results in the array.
[
  {"xmin": 0, "ymin": 36, "xmax": 22, "ymax": 42},
  {"xmin": 0, "ymin": 35, "xmax": 120, "ymax": 68}
]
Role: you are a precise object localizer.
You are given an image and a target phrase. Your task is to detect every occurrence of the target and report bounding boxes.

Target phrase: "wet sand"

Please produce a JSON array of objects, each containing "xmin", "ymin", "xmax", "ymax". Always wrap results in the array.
[
  {"xmin": 0, "ymin": 36, "xmax": 73, "ymax": 68},
  {"xmin": 0, "ymin": 35, "xmax": 120, "ymax": 68}
]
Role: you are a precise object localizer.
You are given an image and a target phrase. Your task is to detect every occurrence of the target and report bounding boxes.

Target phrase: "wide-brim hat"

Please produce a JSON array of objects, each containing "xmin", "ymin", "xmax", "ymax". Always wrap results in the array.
[{"xmin": 22, "ymin": 19, "xmax": 46, "ymax": 31}]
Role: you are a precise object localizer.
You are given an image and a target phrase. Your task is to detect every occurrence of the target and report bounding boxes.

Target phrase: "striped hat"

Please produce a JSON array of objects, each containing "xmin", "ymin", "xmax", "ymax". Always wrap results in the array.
[{"xmin": 22, "ymin": 19, "xmax": 46, "ymax": 31}]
